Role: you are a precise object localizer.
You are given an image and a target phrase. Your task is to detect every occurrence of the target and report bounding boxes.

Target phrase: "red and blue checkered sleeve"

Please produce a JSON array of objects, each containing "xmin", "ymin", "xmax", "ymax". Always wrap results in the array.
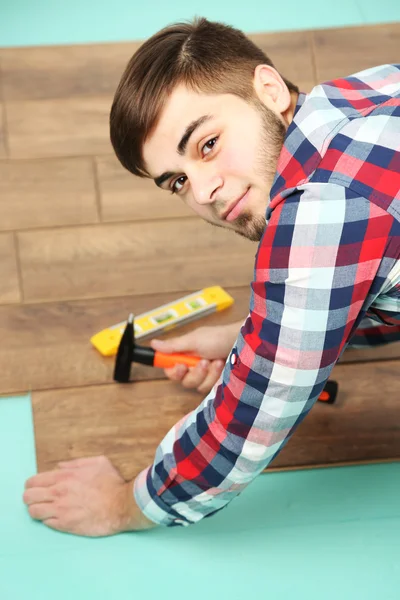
[{"xmin": 133, "ymin": 182, "xmax": 394, "ymax": 527}]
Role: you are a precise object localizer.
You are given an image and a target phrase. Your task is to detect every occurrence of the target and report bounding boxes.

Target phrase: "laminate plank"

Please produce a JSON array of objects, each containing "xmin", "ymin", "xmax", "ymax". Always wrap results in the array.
[
  {"xmin": 96, "ymin": 155, "xmax": 193, "ymax": 222},
  {"xmin": 0, "ymin": 65, "xmax": 6, "ymax": 157},
  {"xmin": 341, "ymin": 342, "xmax": 400, "ymax": 364},
  {"xmin": 0, "ymin": 31, "xmax": 315, "ymax": 102},
  {"xmin": 5, "ymin": 24, "xmax": 400, "ymax": 482},
  {"xmin": 17, "ymin": 219, "xmax": 256, "ymax": 303},
  {"xmin": 0, "ymin": 157, "xmax": 98, "ymax": 231},
  {"xmin": 0, "ymin": 286, "xmax": 397, "ymax": 396},
  {"xmin": 272, "ymin": 359, "xmax": 400, "ymax": 469},
  {"xmin": 0, "ymin": 42, "xmax": 140, "ymax": 101},
  {"xmin": 0, "ymin": 233, "xmax": 20, "ymax": 305},
  {"xmin": 0, "ymin": 286, "xmax": 250, "ymax": 395},
  {"xmin": 0, "ymin": 104, "xmax": 5, "ymax": 158},
  {"xmin": 312, "ymin": 23, "xmax": 400, "ymax": 83},
  {"xmin": 32, "ymin": 359, "xmax": 400, "ymax": 478},
  {"xmin": 6, "ymin": 97, "xmax": 112, "ymax": 159}
]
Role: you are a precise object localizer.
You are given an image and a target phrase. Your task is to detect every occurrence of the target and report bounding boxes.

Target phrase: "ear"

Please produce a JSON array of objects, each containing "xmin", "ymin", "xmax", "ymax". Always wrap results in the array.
[{"xmin": 252, "ymin": 64, "xmax": 292, "ymax": 115}]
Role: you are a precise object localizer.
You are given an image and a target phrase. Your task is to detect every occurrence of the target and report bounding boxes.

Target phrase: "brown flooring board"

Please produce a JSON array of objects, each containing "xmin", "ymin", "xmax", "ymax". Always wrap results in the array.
[
  {"xmin": 2, "ymin": 25, "xmax": 400, "ymax": 478},
  {"xmin": 17, "ymin": 219, "xmax": 256, "ymax": 303},
  {"xmin": 312, "ymin": 23, "xmax": 400, "ymax": 82},
  {"xmin": 0, "ymin": 105, "xmax": 5, "ymax": 158},
  {"xmin": 272, "ymin": 359, "xmax": 400, "ymax": 469},
  {"xmin": 340, "ymin": 342, "xmax": 400, "ymax": 364},
  {"xmin": 32, "ymin": 359, "xmax": 400, "ymax": 478},
  {"xmin": 0, "ymin": 286, "xmax": 251, "ymax": 395},
  {"xmin": 32, "ymin": 380, "xmax": 203, "ymax": 480},
  {"xmin": 0, "ymin": 157, "xmax": 99, "ymax": 231},
  {"xmin": 0, "ymin": 233, "xmax": 21, "ymax": 305},
  {"xmin": 0, "ymin": 42, "xmax": 141, "ymax": 102},
  {"xmin": 0, "ymin": 32, "xmax": 314, "ymax": 103},
  {"xmin": 0, "ymin": 287, "xmax": 398, "ymax": 396},
  {"xmin": 6, "ymin": 97, "xmax": 113, "ymax": 159},
  {"xmin": 249, "ymin": 30, "xmax": 316, "ymax": 93},
  {"xmin": 0, "ymin": 64, "xmax": 6, "ymax": 158},
  {"xmin": 96, "ymin": 155, "xmax": 194, "ymax": 223}
]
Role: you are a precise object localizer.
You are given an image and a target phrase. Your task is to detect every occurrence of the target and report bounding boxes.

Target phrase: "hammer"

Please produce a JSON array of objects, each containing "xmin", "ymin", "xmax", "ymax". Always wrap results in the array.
[
  {"xmin": 113, "ymin": 314, "xmax": 202, "ymax": 383},
  {"xmin": 113, "ymin": 314, "xmax": 338, "ymax": 403}
]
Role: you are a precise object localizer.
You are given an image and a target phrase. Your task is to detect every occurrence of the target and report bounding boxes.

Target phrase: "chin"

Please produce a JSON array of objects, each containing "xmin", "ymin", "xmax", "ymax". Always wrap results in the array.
[{"xmin": 234, "ymin": 213, "xmax": 266, "ymax": 242}]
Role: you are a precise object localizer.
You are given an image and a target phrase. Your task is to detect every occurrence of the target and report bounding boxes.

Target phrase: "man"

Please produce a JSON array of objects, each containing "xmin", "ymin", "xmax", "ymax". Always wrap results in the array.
[{"xmin": 23, "ymin": 17, "xmax": 400, "ymax": 536}]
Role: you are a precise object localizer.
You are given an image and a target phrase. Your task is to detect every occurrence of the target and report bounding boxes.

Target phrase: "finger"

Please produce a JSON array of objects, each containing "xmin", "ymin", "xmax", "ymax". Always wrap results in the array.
[
  {"xmin": 151, "ymin": 335, "xmax": 194, "ymax": 354},
  {"xmin": 197, "ymin": 360, "xmax": 225, "ymax": 394},
  {"xmin": 25, "ymin": 470, "xmax": 62, "ymax": 489},
  {"xmin": 28, "ymin": 502, "xmax": 57, "ymax": 521},
  {"xmin": 164, "ymin": 363, "xmax": 188, "ymax": 380},
  {"xmin": 43, "ymin": 518, "xmax": 66, "ymax": 532},
  {"xmin": 181, "ymin": 360, "xmax": 210, "ymax": 389},
  {"xmin": 23, "ymin": 487, "xmax": 54, "ymax": 506}
]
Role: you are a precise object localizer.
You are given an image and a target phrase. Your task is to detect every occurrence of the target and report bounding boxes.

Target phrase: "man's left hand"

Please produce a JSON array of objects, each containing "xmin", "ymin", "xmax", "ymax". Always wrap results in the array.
[{"xmin": 23, "ymin": 455, "xmax": 159, "ymax": 537}]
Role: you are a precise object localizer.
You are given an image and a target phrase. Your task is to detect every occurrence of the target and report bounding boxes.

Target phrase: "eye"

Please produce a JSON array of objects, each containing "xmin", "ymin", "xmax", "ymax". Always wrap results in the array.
[
  {"xmin": 170, "ymin": 175, "xmax": 187, "ymax": 194},
  {"xmin": 201, "ymin": 137, "xmax": 218, "ymax": 156}
]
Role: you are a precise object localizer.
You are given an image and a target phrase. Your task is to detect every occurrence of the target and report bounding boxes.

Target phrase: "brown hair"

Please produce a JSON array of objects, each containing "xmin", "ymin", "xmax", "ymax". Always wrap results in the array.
[{"xmin": 110, "ymin": 17, "xmax": 299, "ymax": 177}]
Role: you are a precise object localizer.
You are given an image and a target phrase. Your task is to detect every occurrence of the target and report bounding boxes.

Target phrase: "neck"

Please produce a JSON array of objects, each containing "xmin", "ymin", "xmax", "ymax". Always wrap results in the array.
[{"xmin": 285, "ymin": 91, "xmax": 299, "ymax": 127}]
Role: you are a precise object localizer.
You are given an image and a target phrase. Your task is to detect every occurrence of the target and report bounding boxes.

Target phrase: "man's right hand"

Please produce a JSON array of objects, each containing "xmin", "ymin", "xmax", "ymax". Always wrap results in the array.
[{"xmin": 150, "ymin": 320, "xmax": 243, "ymax": 394}]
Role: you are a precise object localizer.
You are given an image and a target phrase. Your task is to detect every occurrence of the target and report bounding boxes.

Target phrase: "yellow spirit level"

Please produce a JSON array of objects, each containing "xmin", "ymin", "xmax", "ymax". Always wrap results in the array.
[{"xmin": 91, "ymin": 285, "xmax": 234, "ymax": 357}]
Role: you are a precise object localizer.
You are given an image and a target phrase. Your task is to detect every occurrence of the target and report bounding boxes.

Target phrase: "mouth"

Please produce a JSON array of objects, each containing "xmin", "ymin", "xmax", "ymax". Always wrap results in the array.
[{"xmin": 222, "ymin": 188, "xmax": 250, "ymax": 221}]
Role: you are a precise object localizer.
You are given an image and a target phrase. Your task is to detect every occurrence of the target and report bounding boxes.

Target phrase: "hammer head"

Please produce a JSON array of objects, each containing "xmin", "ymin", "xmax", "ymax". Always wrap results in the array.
[{"xmin": 113, "ymin": 314, "xmax": 134, "ymax": 383}]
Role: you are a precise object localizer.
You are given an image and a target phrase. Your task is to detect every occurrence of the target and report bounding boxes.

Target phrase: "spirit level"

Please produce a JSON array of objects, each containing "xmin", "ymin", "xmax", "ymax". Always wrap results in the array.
[{"xmin": 91, "ymin": 285, "xmax": 234, "ymax": 357}]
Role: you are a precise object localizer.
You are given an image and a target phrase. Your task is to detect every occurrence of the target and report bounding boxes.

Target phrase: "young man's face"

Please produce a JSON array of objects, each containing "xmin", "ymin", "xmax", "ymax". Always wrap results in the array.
[{"xmin": 143, "ymin": 66, "xmax": 296, "ymax": 242}]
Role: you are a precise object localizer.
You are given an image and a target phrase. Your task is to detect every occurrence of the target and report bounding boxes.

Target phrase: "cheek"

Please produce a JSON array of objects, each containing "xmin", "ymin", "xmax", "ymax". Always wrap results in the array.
[{"xmin": 219, "ymin": 146, "xmax": 255, "ymax": 175}]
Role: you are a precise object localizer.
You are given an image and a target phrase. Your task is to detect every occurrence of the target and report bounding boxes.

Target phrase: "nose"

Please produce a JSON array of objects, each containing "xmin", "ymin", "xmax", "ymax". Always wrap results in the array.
[{"xmin": 189, "ymin": 168, "xmax": 223, "ymax": 206}]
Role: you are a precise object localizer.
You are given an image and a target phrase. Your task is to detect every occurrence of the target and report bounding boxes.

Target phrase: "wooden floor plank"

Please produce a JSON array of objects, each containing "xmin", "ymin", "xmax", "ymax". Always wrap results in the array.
[
  {"xmin": 341, "ymin": 342, "xmax": 400, "ymax": 364},
  {"xmin": 0, "ymin": 157, "xmax": 99, "ymax": 231},
  {"xmin": 249, "ymin": 30, "xmax": 316, "ymax": 93},
  {"xmin": 6, "ymin": 96, "xmax": 112, "ymax": 159},
  {"xmin": 0, "ymin": 287, "xmax": 398, "ymax": 396},
  {"xmin": 312, "ymin": 23, "xmax": 400, "ymax": 82},
  {"xmin": 95, "ymin": 155, "xmax": 193, "ymax": 223},
  {"xmin": 0, "ymin": 233, "xmax": 21, "ymax": 305},
  {"xmin": 17, "ymin": 218, "xmax": 256, "ymax": 303},
  {"xmin": 0, "ymin": 65, "xmax": 6, "ymax": 157},
  {"xmin": 0, "ymin": 42, "xmax": 141, "ymax": 102},
  {"xmin": 0, "ymin": 286, "xmax": 250, "ymax": 395},
  {"xmin": 0, "ymin": 31, "xmax": 314, "ymax": 104},
  {"xmin": 32, "ymin": 358, "xmax": 400, "ymax": 479},
  {"xmin": 272, "ymin": 359, "xmax": 400, "ymax": 469},
  {"xmin": 1, "ymin": 24, "xmax": 399, "ymax": 478},
  {"xmin": 0, "ymin": 104, "xmax": 6, "ymax": 158}
]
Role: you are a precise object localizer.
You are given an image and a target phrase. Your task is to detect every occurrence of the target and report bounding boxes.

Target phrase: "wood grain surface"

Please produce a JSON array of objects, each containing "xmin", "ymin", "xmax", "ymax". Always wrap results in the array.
[
  {"xmin": 32, "ymin": 359, "xmax": 400, "ymax": 478},
  {"xmin": 1, "ymin": 22, "xmax": 399, "ymax": 477}
]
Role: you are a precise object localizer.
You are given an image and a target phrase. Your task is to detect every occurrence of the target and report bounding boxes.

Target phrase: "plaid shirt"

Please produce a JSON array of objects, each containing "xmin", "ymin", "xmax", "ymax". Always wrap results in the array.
[{"xmin": 134, "ymin": 64, "xmax": 400, "ymax": 527}]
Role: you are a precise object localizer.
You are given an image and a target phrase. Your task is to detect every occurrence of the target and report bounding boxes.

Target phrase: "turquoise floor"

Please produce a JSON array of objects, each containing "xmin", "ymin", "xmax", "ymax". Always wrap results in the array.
[
  {"xmin": 1, "ymin": 394, "xmax": 400, "ymax": 599},
  {"xmin": 0, "ymin": 0, "xmax": 399, "ymax": 47}
]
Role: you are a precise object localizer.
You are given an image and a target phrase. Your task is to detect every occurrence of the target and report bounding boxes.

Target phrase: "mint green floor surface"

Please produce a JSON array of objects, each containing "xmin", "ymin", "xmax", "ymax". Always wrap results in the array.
[
  {"xmin": 0, "ymin": 394, "xmax": 399, "ymax": 599},
  {"xmin": 0, "ymin": 0, "xmax": 399, "ymax": 47}
]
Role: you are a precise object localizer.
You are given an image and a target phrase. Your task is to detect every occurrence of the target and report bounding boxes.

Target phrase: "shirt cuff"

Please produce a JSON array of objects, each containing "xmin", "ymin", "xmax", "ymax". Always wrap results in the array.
[{"xmin": 133, "ymin": 465, "xmax": 192, "ymax": 528}]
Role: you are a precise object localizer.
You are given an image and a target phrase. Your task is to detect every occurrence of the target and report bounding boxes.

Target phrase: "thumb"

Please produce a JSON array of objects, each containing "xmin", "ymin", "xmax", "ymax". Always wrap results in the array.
[{"xmin": 150, "ymin": 334, "xmax": 193, "ymax": 354}]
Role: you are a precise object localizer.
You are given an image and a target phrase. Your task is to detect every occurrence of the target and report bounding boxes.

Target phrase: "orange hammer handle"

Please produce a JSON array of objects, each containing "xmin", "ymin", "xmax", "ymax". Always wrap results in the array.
[{"xmin": 153, "ymin": 352, "xmax": 202, "ymax": 369}]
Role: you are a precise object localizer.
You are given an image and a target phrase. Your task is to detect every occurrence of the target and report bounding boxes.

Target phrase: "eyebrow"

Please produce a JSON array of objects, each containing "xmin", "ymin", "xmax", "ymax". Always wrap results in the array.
[{"xmin": 154, "ymin": 114, "xmax": 214, "ymax": 188}]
